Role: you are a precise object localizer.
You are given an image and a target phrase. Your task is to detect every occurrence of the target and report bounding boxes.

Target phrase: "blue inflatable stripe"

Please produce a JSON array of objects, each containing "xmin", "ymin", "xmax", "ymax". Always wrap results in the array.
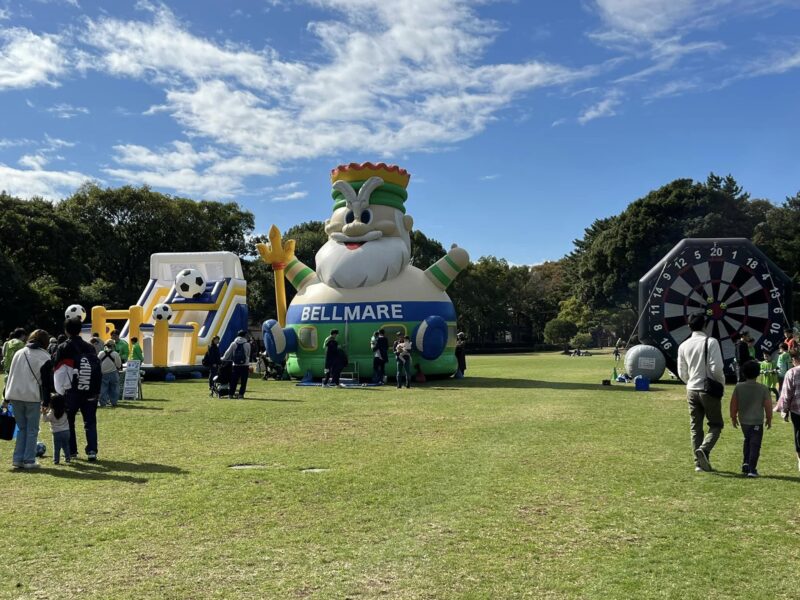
[{"xmin": 286, "ymin": 301, "xmax": 456, "ymax": 324}]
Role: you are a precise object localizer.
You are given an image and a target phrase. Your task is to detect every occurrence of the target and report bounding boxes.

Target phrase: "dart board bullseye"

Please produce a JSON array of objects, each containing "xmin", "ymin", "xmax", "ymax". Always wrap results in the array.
[{"xmin": 639, "ymin": 238, "xmax": 793, "ymax": 376}]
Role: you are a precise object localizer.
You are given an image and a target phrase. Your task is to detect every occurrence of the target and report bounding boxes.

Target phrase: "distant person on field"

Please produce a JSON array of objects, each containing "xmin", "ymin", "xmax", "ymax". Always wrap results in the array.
[
  {"xmin": 2, "ymin": 329, "xmax": 54, "ymax": 469},
  {"xmin": 394, "ymin": 333, "xmax": 412, "ymax": 389},
  {"xmin": 776, "ymin": 351, "xmax": 800, "ymax": 472},
  {"xmin": 222, "ymin": 330, "xmax": 251, "ymax": 399},
  {"xmin": 730, "ymin": 360, "xmax": 772, "ymax": 477},
  {"xmin": 785, "ymin": 329, "xmax": 797, "ymax": 353},
  {"xmin": 777, "ymin": 343, "xmax": 791, "ymax": 390},
  {"xmin": 42, "ymin": 395, "xmax": 71, "ymax": 464},
  {"xmin": 202, "ymin": 336, "xmax": 222, "ymax": 396},
  {"xmin": 376, "ymin": 329, "xmax": 388, "ymax": 384},
  {"xmin": 735, "ymin": 333, "xmax": 754, "ymax": 382},
  {"xmin": 130, "ymin": 337, "xmax": 144, "ymax": 362},
  {"xmin": 322, "ymin": 329, "xmax": 341, "ymax": 387},
  {"xmin": 110, "ymin": 331, "xmax": 129, "ymax": 363},
  {"xmin": 55, "ymin": 319, "xmax": 101, "ymax": 461},
  {"xmin": 613, "ymin": 347, "xmax": 621, "ymax": 362},
  {"xmin": 98, "ymin": 341, "xmax": 122, "ymax": 408},
  {"xmin": 677, "ymin": 312, "xmax": 725, "ymax": 472},
  {"xmin": 90, "ymin": 332, "xmax": 104, "ymax": 355},
  {"xmin": 455, "ymin": 332, "xmax": 467, "ymax": 378},
  {"xmin": 2, "ymin": 328, "xmax": 26, "ymax": 390}
]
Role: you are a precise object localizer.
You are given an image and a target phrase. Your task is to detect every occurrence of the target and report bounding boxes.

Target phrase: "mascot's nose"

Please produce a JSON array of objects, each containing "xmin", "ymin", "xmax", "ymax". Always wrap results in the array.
[{"xmin": 342, "ymin": 221, "xmax": 371, "ymax": 238}]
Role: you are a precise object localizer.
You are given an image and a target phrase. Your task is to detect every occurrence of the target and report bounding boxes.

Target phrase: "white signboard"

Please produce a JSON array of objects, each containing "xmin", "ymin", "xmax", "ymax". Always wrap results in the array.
[
  {"xmin": 122, "ymin": 360, "xmax": 142, "ymax": 400},
  {"xmin": 638, "ymin": 357, "xmax": 656, "ymax": 370}
]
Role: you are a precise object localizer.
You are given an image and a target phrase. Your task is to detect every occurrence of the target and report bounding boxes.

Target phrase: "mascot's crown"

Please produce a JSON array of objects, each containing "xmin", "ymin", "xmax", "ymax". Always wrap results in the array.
[{"xmin": 330, "ymin": 162, "xmax": 410, "ymax": 189}]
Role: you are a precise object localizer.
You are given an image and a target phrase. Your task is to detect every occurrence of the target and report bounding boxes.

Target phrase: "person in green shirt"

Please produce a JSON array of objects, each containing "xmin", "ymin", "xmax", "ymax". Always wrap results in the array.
[
  {"xmin": 130, "ymin": 337, "xmax": 144, "ymax": 362},
  {"xmin": 2, "ymin": 328, "xmax": 26, "ymax": 400},
  {"xmin": 730, "ymin": 360, "xmax": 773, "ymax": 477},
  {"xmin": 110, "ymin": 331, "xmax": 129, "ymax": 363},
  {"xmin": 758, "ymin": 353, "xmax": 778, "ymax": 396},
  {"xmin": 777, "ymin": 343, "xmax": 791, "ymax": 390}
]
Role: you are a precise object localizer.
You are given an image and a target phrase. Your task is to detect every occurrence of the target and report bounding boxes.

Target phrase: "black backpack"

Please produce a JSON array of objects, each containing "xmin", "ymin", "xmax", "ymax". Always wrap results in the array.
[
  {"xmin": 72, "ymin": 340, "xmax": 102, "ymax": 398},
  {"xmin": 232, "ymin": 342, "xmax": 247, "ymax": 366}
]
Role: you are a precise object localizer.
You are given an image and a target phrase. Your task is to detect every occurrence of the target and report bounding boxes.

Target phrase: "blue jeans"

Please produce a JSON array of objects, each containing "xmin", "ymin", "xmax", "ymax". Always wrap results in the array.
[
  {"xmin": 10, "ymin": 400, "xmax": 41, "ymax": 465},
  {"xmin": 100, "ymin": 371, "xmax": 119, "ymax": 406},
  {"xmin": 396, "ymin": 358, "xmax": 411, "ymax": 388},
  {"xmin": 53, "ymin": 430, "xmax": 71, "ymax": 463}
]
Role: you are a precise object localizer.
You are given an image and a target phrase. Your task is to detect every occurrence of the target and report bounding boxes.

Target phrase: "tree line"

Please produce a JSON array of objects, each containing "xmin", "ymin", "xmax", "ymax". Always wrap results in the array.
[{"xmin": 1, "ymin": 175, "xmax": 797, "ymax": 346}]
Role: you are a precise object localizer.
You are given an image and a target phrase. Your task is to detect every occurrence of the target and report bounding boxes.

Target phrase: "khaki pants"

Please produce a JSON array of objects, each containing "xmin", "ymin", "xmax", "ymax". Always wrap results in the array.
[{"xmin": 688, "ymin": 390, "xmax": 724, "ymax": 465}]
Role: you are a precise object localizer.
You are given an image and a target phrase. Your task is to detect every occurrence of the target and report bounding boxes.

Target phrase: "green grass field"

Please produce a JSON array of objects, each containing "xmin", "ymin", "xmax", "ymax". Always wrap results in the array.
[{"xmin": 2, "ymin": 352, "xmax": 799, "ymax": 599}]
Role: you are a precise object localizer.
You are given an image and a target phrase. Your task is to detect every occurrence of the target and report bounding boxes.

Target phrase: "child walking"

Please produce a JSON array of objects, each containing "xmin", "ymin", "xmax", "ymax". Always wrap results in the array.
[
  {"xmin": 730, "ymin": 360, "xmax": 772, "ymax": 477},
  {"xmin": 42, "ymin": 396, "xmax": 71, "ymax": 464}
]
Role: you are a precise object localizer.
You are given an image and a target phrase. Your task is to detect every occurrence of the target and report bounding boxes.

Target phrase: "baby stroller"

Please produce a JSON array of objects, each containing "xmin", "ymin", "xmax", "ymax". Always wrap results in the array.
[{"xmin": 212, "ymin": 361, "xmax": 233, "ymax": 398}]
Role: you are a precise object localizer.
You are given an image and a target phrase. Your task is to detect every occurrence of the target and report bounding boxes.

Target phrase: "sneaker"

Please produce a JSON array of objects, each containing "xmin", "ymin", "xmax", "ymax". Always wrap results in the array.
[
  {"xmin": 741, "ymin": 463, "xmax": 749, "ymax": 474},
  {"xmin": 695, "ymin": 448, "xmax": 712, "ymax": 472},
  {"xmin": 12, "ymin": 461, "xmax": 23, "ymax": 469},
  {"xmin": 65, "ymin": 457, "xmax": 71, "ymax": 464},
  {"xmin": 54, "ymin": 460, "xmax": 60, "ymax": 465},
  {"xmin": 747, "ymin": 470, "xmax": 760, "ymax": 478},
  {"xmin": 23, "ymin": 462, "xmax": 40, "ymax": 470},
  {"xmin": 338, "ymin": 383, "xmax": 346, "ymax": 388},
  {"xmin": 87, "ymin": 452, "xmax": 97, "ymax": 462},
  {"xmin": 694, "ymin": 466, "xmax": 703, "ymax": 472}
]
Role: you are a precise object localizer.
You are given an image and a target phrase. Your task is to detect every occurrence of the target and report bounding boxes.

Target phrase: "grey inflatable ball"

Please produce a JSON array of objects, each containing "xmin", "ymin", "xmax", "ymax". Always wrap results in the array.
[{"xmin": 625, "ymin": 344, "xmax": 666, "ymax": 382}]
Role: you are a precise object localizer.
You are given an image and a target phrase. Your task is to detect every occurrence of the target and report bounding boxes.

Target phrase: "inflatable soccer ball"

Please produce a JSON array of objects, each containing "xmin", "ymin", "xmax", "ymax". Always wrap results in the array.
[
  {"xmin": 175, "ymin": 268, "xmax": 206, "ymax": 299},
  {"xmin": 152, "ymin": 303, "xmax": 173, "ymax": 322},
  {"xmin": 64, "ymin": 304, "xmax": 86, "ymax": 322},
  {"xmin": 36, "ymin": 442, "xmax": 46, "ymax": 457}
]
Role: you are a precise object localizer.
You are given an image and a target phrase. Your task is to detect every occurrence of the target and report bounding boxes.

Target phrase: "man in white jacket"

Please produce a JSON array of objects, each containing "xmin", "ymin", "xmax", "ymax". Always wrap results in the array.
[{"xmin": 678, "ymin": 312, "xmax": 725, "ymax": 472}]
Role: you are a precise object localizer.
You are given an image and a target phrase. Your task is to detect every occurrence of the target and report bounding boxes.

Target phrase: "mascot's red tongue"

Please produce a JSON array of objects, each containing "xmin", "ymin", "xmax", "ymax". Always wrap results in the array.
[{"xmin": 345, "ymin": 242, "xmax": 365, "ymax": 250}]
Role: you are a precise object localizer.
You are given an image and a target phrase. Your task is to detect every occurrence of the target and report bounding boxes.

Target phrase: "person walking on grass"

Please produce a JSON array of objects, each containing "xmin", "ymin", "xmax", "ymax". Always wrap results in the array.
[
  {"xmin": 776, "ymin": 351, "xmax": 800, "ymax": 472},
  {"xmin": 54, "ymin": 319, "xmax": 102, "ymax": 462},
  {"xmin": 677, "ymin": 312, "xmax": 725, "ymax": 472},
  {"xmin": 730, "ymin": 360, "xmax": 772, "ymax": 478},
  {"xmin": 1, "ymin": 330, "xmax": 54, "ymax": 470},
  {"xmin": 322, "ymin": 330, "xmax": 340, "ymax": 387},
  {"xmin": 222, "ymin": 330, "xmax": 251, "ymax": 399},
  {"xmin": 97, "ymin": 341, "xmax": 122, "ymax": 408},
  {"xmin": 42, "ymin": 395, "xmax": 71, "ymax": 465}
]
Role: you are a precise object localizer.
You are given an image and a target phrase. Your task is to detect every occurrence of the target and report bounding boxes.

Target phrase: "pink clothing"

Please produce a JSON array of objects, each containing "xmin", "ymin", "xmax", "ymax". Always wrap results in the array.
[{"xmin": 777, "ymin": 366, "xmax": 800, "ymax": 415}]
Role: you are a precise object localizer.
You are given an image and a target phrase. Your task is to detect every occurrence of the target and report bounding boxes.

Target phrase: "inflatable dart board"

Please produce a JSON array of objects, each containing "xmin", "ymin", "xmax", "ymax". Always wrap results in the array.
[{"xmin": 639, "ymin": 238, "xmax": 793, "ymax": 376}]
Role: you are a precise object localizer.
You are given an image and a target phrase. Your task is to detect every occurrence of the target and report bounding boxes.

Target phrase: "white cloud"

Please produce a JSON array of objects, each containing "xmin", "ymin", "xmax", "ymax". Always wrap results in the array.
[
  {"xmin": 0, "ymin": 8, "xmax": 10, "ymax": 20},
  {"xmin": 45, "ymin": 102, "xmax": 90, "ymax": 118},
  {"xmin": 479, "ymin": 174, "xmax": 499, "ymax": 181},
  {"xmin": 0, "ymin": 27, "xmax": 68, "ymax": 89},
  {"xmin": 18, "ymin": 153, "xmax": 49, "ymax": 169},
  {"xmin": 578, "ymin": 90, "xmax": 623, "ymax": 124},
  {"xmin": 0, "ymin": 164, "xmax": 91, "ymax": 199},
  {"xmin": 271, "ymin": 190, "xmax": 308, "ymax": 202},
  {"xmin": 73, "ymin": 2, "xmax": 588, "ymax": 196}
]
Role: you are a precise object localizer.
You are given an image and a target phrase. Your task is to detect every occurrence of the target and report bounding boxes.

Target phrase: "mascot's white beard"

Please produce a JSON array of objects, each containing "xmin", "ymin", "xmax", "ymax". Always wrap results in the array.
[{"xmin": 316, "ymin": 236, "xmax": 411, "ymax": 289}]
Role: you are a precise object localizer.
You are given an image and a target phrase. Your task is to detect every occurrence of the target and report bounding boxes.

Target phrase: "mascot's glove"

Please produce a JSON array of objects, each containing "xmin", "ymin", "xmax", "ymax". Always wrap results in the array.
[
  {"xmin": 262, "ymin": 319, "xmax": 297, "ymax": 363},
  {"xmin": 412, "ymin": 315, "xmax": 448, "ymax": 360}
]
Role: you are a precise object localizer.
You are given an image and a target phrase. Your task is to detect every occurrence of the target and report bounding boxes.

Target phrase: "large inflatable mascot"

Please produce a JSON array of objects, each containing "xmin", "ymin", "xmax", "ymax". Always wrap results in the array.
[{"xmin": 259, "ymin": 162, "xmax": 469, "ymax": 380}]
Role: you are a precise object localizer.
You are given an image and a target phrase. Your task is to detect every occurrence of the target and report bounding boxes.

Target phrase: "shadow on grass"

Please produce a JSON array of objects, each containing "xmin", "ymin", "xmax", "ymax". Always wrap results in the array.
[
  {"xmin": 712, "ymin": 470, "xmax": 800, "ymax": 483},
  {"xmin": 112, "ymin": 404, "xmax": 164, "ymax": 411},
  {"xmin": 36, "ymin": 459, "xmax": 188, "ymax": 484},
  {"xmin": 436, "ymin": 376, "xmax": 642, "ymax": 392}
]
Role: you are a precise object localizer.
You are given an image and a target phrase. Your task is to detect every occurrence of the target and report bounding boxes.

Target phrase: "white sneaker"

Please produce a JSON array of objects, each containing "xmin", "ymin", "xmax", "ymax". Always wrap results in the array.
[
  {"xmin": 23, "ymin": 462, "xmax": 41, "ymax": 470},
  {"xmin": 695, "ymin": 449, "xmax": 712, "ymax": 472}
]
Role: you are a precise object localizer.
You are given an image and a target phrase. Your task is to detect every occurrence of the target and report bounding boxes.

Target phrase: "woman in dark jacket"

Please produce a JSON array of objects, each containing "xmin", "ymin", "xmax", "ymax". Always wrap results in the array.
[{"xmin": 203, "ymin": 336, "xmax": 222, "ymax": 396}]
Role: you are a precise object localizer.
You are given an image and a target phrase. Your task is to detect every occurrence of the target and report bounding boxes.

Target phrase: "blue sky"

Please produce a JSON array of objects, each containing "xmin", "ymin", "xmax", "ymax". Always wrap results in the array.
[{"xmin": 1, "ymin": 0, "xmax": 799, "ymax": 264}]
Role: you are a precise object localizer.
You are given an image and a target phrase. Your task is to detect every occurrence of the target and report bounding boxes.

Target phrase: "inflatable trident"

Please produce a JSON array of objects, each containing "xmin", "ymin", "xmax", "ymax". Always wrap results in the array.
[{"xmin": 256, "ymin": 225, "xmax": 296, "ymax": 327}]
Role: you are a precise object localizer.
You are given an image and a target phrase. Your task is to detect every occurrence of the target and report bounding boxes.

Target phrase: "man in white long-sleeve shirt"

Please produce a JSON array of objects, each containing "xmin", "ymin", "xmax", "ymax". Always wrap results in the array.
[{"xmin": 677, "ymin": 312, "xmax": 726, "ymax": 472}]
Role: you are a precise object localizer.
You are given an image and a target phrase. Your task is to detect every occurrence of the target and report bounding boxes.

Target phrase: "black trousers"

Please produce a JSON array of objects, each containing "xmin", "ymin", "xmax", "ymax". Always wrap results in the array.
[
  {"xmin": 66, "ymin": 396, "xmax": 98, "ymax": 455},
  {"xmin": 791, "ymin": 412, "xmax": 800, "ymax": 454},
  {"xmin": 230, "ymin": 365, "xmax": 249, "ymax": 398},
  {"xmin": 741, "ymin": 424, "xmax": 764, "ymax": 471}
]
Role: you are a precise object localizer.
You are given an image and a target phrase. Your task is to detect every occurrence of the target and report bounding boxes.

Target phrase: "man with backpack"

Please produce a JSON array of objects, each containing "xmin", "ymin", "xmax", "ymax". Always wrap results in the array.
[
  {"xmin": 54, "ymin": 319, "xmax": 102, "ymax": 461},
  {"xmin": 97, "ymin": 340, "xmax": 122, "ymax": 407},
  {"xmin": 222, "ymin": 330, "xmax": 251, "ymax": 399}
]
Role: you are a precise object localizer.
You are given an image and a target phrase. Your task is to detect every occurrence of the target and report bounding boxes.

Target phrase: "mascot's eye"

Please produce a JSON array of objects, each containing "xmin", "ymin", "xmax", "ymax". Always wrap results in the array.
[
  {"xmin": 345, "ymin": 210, "xmax": 355, "ymax": 224},
  {"xmin": 360, "ymin": 209, "xmax": 372, "ymax": 224}
]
